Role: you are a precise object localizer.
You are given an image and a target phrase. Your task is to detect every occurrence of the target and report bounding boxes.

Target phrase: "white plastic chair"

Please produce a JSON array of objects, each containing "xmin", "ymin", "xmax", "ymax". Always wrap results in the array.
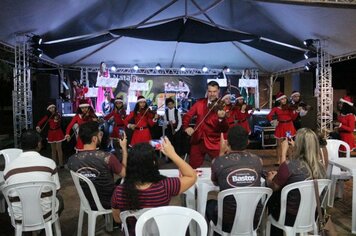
[
  {"xmin": 266, "ymin": 179, "xmax": 331, "ymax": 236},
  {"xmin": 2, "ymin": 181, "xmax": 61, "ymax": 236},
  {"xmin": 209, "ymin": 187, "xmax": 272, "ymax": 236},
  {"xmin": 159, "ymin": 169, "xmax": 197, "ymax": 235},
  {"xmin": 120, "ymin": 208, "xmax": 151, "ymax": 236},
  {"xmin": 0, "ymin": 148, "xmax": 23, "ymax": 213},
  {"xmin": 70, "ymin": 171, "xmax": 113, "ymax": 236},
  {"xmin": 135, "ymin": 206, "xmax": 208, "ymax": 236},
  {"xmin": 326, "ymin": 139, "xmax": 351, "ymax": 207}
]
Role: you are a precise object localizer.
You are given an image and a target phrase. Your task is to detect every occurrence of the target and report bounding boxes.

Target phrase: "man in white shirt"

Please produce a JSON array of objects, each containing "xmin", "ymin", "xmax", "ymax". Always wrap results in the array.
[
  {"xmin": 164, "ymin": 98, "xmax": 183, "ymax": 156},
  {"xmin": 3, "ymin": 130, "xmax": 63, "ymax": 220}
]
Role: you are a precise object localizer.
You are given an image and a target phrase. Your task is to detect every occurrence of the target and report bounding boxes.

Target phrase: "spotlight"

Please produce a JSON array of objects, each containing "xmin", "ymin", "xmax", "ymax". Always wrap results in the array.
[
  {"xmin": 32, "ymin": 48, "xmax": 43, "ymax": 58},
  {"xmin": 202, "ymin": 66, "xmax": 208, "ymax": 72},
  {"xmin": 180, "ymin": 65, "xmax": 186, "ymax": 71},
  {"xmin": 133, "ymin": 64, "xmax": 139, "ymax": 71},
  {"xmin": 304, "ymin": 39, "xmax": 320, "ymax": 47},
  {"xmin": 155, "ymin": 64, "xmax": 161, "ymax": 70},
  {"xmin": 304, "ymin": 51, "xmax": 317, "ymax": 59},
  {"xmin": 31, "ymin": 35, "xmax": 42, "ymax": 45},
  {"xmin": 110, "ymin": 66, "xmax": 117, "ymax": 72},
  {"xmin": 304, "ymin": 61, "xmax": 316, "ymax": 71}
]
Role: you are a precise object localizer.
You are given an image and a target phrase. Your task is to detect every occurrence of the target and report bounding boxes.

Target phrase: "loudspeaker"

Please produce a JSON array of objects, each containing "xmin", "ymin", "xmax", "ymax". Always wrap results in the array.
[
  {"xmin": 61, "ymin": 101, "xmax": 73, "ymax": 114},
  {"xmin": 33, "ymin": 74, "xmax": 59, "ymax": 123}
]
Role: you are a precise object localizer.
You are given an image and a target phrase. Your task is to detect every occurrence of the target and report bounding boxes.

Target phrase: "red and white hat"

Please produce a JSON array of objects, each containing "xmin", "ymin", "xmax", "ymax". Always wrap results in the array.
[
  {"xmin": 46, "ymin": 104, "xmax": 56, "ymax": 110},
  {"xmin": 236, "ymin": 93, "xmax": 244, "ymax": 100},
  {"xmin": 79, "ymin": 99, "xmax": 90, "ymax": 108},
  {"xmin": 275, "ymin": 92, "xmax": 287, "ymax": 101},
  {"xmin": 115, "ymin": 97, "xmax": 123, "ymax": 103},
  {"xmin": 340, "ymin": 96, "xmax": 354, "ymax": 106},
  {"xmin": 137, "ymin": 95, "xmax": 146, "ymax": 103},
  {"xmin": 222, "ymin": 93, "xmax": 231, "ymax": 100},
  {"xmin": 290, "ymin": 91, "xmax": 300, "ymax": 98}
]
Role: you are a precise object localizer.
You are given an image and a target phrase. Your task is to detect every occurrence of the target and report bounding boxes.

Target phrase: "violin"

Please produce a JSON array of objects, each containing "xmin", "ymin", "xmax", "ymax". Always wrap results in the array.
[
  {"xmin": 208, "ymin": 98, "xmax": 226, "ymax": 112},
  {"xmin": 53, "ymin": 112, "xmax": 61, "ymax": 122}
]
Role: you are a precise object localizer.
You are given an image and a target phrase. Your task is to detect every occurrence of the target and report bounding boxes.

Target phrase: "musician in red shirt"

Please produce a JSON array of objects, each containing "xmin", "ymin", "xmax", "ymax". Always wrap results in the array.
[
  {"xmin": 267, "ymin": 92, "xmax": 298, "ymax": 165},
  {"xmin": 65, "ymin": 99, "xmax": 98, "ymax": 151},
  {"xmin": 124, "ymin": 96, "xmax": 158, "ymax": 146},
  {"xmin": 36, "ymin": 104, "xmax": 65, "ymax": 167},
  {"xmin": 182, "ymin": 81, "xmax": 229, "ymax": 168}
]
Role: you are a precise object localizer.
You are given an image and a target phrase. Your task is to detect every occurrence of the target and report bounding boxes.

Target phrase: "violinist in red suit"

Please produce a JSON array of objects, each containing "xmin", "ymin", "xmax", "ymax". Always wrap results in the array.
[
  {"xmin": 267, "ymin": 92, "xmax": 298, "ymax": 165},
  {"xmin": 65, "ymin": 99, "xmax": 98, "ymax": 151},
  {"xmin": 182, "ymin": 81, "xmax": 229, "ymax": 168},
  {"xmin": 36, "ymin": 104, "xmax": 65, "ymax": 167},
  {"xmin": 334, "ymin": 96, "xmax": 356, "ymax": 152},
  {"xmin": 124, "ymin": 95, "xmax": 158, "ymax": 146},
  {"xmin": 104, "ymin": 97, "xmax": 127, "ymax": 148}
]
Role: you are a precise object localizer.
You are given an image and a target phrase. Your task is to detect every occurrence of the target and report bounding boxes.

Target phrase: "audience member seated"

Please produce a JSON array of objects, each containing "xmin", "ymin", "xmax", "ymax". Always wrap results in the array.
[
  {"xmin": 266, "ymin": 128, "xmax": 326, "ymax": 236},
  {"xmin": 206, "ymin": 126, "xmax": 264, "ymax": 233},
  {"xmin": 3, "ymin": 129, "xmax": 64, "ymax": 220},
  {"xmin": 111, "ymin": 137, "xmax": 197, "ymax": 235},
  {"xmin": 68, "ymin": 121, "xmax": 127, "ymax": 210}
]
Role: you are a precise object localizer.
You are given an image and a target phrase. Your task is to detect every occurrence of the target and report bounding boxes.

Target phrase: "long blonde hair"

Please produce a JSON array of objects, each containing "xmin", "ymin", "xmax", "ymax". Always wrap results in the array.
[{"xmin": 293, "ymin": 128, "xmax": 326, "ymax": 179}]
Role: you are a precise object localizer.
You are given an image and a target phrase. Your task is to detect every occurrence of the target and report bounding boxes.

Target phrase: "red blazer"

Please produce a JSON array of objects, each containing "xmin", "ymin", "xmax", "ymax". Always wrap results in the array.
[{"xmin": 182, "ymin": 98, "xmax": 229, "ymax": 150}]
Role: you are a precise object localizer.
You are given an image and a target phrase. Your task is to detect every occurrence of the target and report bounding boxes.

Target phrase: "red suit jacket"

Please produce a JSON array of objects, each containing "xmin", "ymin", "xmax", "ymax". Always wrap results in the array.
[{"xmin": 182, "ymin": 98, "xmax": 229, "ymax": 150}]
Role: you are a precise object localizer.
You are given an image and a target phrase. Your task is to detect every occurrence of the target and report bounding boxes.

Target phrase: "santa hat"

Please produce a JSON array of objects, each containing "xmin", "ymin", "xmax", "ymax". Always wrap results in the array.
[
  {"xmin": 275, "ymin": 92, "xmax": 287, "ymax": 101},
  {"xmin": 235, "ymin": 92, "xmax": 244, "ymax": 100},
  {"xmin": 115, "ymin": 97, "xmax": 123, "ymax": 103},
  {"xmin": 222, "ymin": 93, "xmax": 231, "ymax": 100},
  {"xmin": 46, "ymin": 104, "xmax": 56, "ymax": 110},
  {"xmin": 340, "ymin": 96, "xmax": 354, "ymax": 106},
  {"xmin": 79, "ymin": 99, "xmax": 90, "ymax": 108},
  {"xmin": 290, "ymin": 91, "xmax": 300, "ymax": 98},
  {"xmin": 137, "ymin": 95, "xmax": 146, "ymax": 103}
]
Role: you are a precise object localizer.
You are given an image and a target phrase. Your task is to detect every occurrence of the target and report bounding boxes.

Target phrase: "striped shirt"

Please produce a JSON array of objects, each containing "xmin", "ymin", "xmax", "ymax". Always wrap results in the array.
[{"xmin": 111, "ymin": 177, "xmax": 180, "ymax": 210}]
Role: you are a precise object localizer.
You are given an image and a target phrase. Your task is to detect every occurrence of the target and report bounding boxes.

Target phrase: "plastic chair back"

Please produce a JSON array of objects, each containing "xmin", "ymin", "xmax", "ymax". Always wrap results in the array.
[
  {"xmin": 326, "ymin": 139, "xmax": 350, "ymax": 161},
  {"xmin": 268, "ymin": 179, "xmax": 331, "ymax": 235},
  {"xmin": 211, "ymin": 187, "xmax": 272, "ymax": 236},
  {"xmin": 0, "ymin": 148, "xmax": 23, "ymax": 166},
  {"xmin": 120, "ymin": 208, "xmax": 151, "ymax": 236},
  {"xmin": 70, "ymin": 170, "xmax": 106, "ymax": 212},
  {"xmin": 2, "ymin": 181, "xmax": 59, "ymax": 233},
  {"xmin": 135, "ymin": 206, "xmax": 208, "ymax": 236}
]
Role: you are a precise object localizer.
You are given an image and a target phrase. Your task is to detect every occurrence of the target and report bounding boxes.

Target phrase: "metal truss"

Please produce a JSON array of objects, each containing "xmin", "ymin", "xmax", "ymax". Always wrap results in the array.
[
  {"xmin": 314, "ymin": 40, "xmax": 333, "ymax": 135},
  {"xmin": 78, "ymin": 66, "xmax": 248, "ymax": 76},
  {"xmin": 13, "ymin": 35, "xmax": 33, "ymax": 147},
  {"xmin": 257, "ymin": 0, "xmax": 356, "ymax": 6},
  {"xmin": 80, "ymin": 67, "xmax": 89, "ymax": 87}
]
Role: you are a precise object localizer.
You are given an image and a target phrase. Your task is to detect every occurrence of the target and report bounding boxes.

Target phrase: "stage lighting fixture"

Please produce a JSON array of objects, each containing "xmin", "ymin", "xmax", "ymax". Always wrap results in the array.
[
  {"xmin": 133, "ymin": 64, "xmax": 139, "ymax": 71},
  {"xmin": 202, "ymin": 66, "xmax": 208, "ymax": 72},
  {"xmin": 304, "ymin": 51, "xmax": 317, "ymax": 59},
  {"xmin": 223, "ymin": 66, "xmax": 230, "ymax": 73},
  {"xmin": 155, "ymin": 64, "xmax": 161, "ymax": 70},
  {"xmin": 110, "ymin": 66, "xmax": 117, "ymax": 72},
  {"xmin": 31, "ymin": 35, "xmax": 42, "ymax": 45},
  {"xmin": 180, "ymin": 65, "xmax": 186, "ymax": 71},
  {"xmin": 304, "ymin": 39, "xmax": 320, "ymax": 47},
  {"xmin": 32, "ymin": 48, "xmax": 43, "ymax": 58},
  {"xmin": 304, "ymin": 61, "xmax": 316, "ymax": 71}
]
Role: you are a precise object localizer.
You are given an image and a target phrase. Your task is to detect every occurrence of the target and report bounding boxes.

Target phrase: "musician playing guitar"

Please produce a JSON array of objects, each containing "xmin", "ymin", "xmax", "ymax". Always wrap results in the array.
[{"xmin": 182, "ymin": 81, "xmax": 229, "ymax": 168}]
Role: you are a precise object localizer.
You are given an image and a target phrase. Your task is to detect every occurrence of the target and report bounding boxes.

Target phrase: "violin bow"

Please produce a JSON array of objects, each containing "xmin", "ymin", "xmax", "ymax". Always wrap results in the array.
[
  {"xmin": 135, "ymin": 103, "xmax": 165, "ymax": 127},
  {"xmin": 39, "ymin": 113, "xmax": 55, "ymax": 132},
  {"xmin": 193, "ymin": 97, "xmax": 222, "ymax": 133}
]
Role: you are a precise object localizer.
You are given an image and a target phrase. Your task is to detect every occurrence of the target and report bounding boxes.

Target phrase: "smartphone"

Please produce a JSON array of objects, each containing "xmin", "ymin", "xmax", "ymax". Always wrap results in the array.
[
  {"xmin": 285, "ymin": 131, "xmax": 292, "ymax": 140},
  {"xmin": 150, "ymin": 139, "xmax": 163, "ymax": 150},
  {"xmin": 118, "ymin": 128, "xmax": 125, "ymax": 140}
]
